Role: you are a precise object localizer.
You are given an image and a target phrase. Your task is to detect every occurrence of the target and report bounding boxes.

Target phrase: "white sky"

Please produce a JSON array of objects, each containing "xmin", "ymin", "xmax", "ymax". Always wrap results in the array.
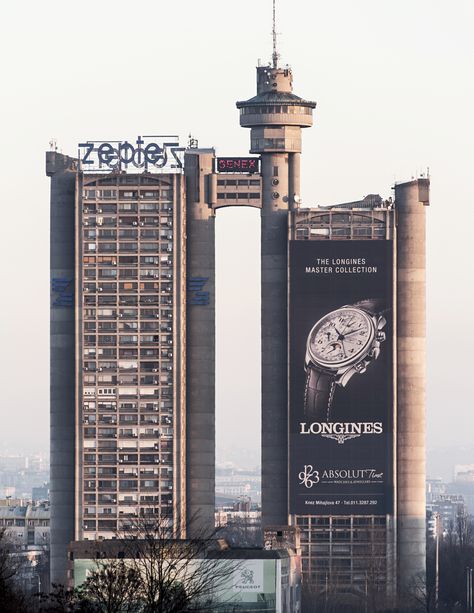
[{"xmin": 0, "ymin": 1, "xmax": 473, "ymax": 468}]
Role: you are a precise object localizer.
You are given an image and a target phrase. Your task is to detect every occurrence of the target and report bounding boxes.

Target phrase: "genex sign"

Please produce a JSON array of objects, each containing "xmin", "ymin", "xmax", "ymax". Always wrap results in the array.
[{"xmin": 78, "ymin": 136, "xmax": 185, "ymax": 174}]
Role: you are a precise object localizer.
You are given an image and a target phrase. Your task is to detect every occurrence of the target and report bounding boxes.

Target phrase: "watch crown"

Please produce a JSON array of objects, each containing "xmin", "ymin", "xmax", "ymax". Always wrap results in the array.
[
  {"xmin": 376, "ymin": 331, "xmax": 386, "ymax": 342},
  {"xmin": 370, "ymin": 347, "xmax": 380, "ymax": 360},
  {"xmin": 355, "ymin": 362, "xmax": 367, "ymax": 374}
]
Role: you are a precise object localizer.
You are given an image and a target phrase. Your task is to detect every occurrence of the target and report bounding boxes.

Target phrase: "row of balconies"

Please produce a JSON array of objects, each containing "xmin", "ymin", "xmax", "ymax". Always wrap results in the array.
[
  {"xmin": 84, "ymin": 295, "xmax": 173, "ymax": 304},
  {"xmin": 84, "ymin": 333, "xmax": 172, "ymax": 343},
  {"xmin": 83, "ymin": 356, "xmax": 172, "ymax": 369},
  {"xmin": 83, "ymin": 390, "xmax": 168, "ymax": 401},
  {"xmin": 84, "ymin": 229, "xmax": 173, "ymax": 239},
  {"xmin": 83, "ymin": 297, "xmax": 173, "ymax": 308},
  {"xmin": 83, "ymin": 217, "xmax": 165, "ymax": 228},
  {"xmin": 83, "ymin": 212, "xmax": 173, "ymax": 225},
  {"xmin": 83, "ymin": 417, "xmax": 170, "ymax": 428},
  {"xmin": 82, "ymin": 189, "xmax": 172, "ymax": 199},
  {"xmin": 83, "ymin": 273, "xmax": 173, "ymax": 283},
  {"xmin": 83, "ymin": 198, "xmax": 172, "ymax": 208},
  {"xmin": 83, "ymin": 256, "xmax": 172, "ymax": 267},
  {"xmin": 84, "ymin": 315, "xmax": 173, "ymax": 324},
  {"xmin": 85, "ymin": 494, "xmax": 165, "ymax": 504},
  {"xmin": 83, "ymin": 283, "xmax": 172, "ymax": 293},
  {"xmin": 84, "ymin": 347, "xmax": 173, "ymax": 360},
  {"xmin": 83, "ymin": 365, "xmax": 171, "ymax": 375},
  {"xmin": 83, "ymin": 457, "xmax": 173, "ymax": 467},
  {"xmin": 85, "ymin": 243, "xmax": 173, "ymax": 254},
  {"xmin": 84, "ymin": 328, "xmax": 171, "ymax": 337}
]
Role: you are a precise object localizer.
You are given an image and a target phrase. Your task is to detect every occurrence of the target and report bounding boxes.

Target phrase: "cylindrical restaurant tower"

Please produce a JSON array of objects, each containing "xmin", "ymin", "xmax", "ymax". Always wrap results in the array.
[{"xmin": 237, "ymin": 64, "xmax": 316, "ymax": 526}]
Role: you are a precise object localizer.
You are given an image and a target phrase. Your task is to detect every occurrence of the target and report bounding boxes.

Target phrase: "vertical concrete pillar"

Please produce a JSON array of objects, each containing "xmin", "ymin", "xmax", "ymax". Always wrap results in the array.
[
  {"xmin": 395, "ymin": 178, "xmax": 429, "ymax": 593},
  {"xmin": 261, "ymin": 154, "xmax": 290, "ymax": 526},
  {"xmin": 46, "ymin": 152, "xmax": 77, "ymax": 586},
  {"xmin": 185, "ymin": 150, "xmax": 216, "ymax": 536},
  {"xmin": 288, "ymin": 152, "xmax": 301, "ymax": 208}
]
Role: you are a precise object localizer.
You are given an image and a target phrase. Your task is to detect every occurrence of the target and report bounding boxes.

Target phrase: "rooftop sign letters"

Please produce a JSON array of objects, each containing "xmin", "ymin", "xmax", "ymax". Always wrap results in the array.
[
  {"xmin": 78, "ymin": 136, "xmax": 185, "ymax": 174},
  {"xmin": 215, "ymin": 157, "xmax": 260, "ymax": 173}
]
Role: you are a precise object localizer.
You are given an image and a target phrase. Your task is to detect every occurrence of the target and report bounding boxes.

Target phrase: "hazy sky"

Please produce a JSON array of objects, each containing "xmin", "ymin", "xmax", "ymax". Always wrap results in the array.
[{"xmin": 0, "ymin": 1, "xmax": 473, "ymax": 468}]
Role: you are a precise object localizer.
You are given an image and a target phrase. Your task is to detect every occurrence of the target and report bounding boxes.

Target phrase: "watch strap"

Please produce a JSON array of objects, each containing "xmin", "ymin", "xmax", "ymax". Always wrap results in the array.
[
  {"xmin": 351, "ymin": 298, "xmax": 385, "ymax": 315},
  {"xmin": 304, "ymin": 367, "xmax": 336, "ymax": 422}
]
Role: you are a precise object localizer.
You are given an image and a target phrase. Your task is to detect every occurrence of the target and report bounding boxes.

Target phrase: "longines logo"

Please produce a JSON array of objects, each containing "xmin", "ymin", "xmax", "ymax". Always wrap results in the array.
[
  {"xmin": 298, "ymin": 465, "xmax": 383, "ymax": 489},
  {"xmin": 299, "ymin": 421, "xmax": 383, "ymax": 444}
]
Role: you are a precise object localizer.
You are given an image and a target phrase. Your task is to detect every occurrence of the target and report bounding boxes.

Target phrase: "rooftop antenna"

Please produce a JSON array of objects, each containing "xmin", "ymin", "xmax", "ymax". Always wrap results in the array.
[{"xmin": 272, "ymin": 0, "xmax": 280, "ymax": 69}]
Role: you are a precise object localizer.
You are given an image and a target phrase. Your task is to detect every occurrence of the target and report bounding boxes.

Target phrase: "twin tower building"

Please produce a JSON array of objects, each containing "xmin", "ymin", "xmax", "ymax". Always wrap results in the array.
[{"xmin": 47, "ymin": 55, "xmax": 428, "ymax": 601}]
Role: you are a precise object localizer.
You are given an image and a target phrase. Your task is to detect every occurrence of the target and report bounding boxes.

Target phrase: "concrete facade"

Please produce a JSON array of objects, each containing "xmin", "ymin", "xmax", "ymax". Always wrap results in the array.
[{"xmin": 184, "ymin": 149, "xmax": 217, "ymax": 536}]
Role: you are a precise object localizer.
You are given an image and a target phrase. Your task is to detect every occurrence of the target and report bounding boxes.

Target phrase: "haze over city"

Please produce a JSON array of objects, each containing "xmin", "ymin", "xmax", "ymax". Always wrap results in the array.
[{"xmin": 1, "ymin": 0, "xmax": 473, "ymax": 472}]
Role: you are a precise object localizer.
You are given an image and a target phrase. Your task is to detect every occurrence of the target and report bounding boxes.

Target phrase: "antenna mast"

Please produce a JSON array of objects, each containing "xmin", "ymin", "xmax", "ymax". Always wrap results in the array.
[{"xmin": 272, "ymin": 0, "xmax": 279, "ymax": 68}]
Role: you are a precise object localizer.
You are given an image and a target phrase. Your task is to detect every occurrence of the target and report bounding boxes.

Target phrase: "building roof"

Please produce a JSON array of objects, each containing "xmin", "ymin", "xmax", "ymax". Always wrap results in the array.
[
  {"xmin": 0, "ymin": 503, "xmax": 49, "ymax": 520},
  {"xmin": 236, "ymin": 91, "xmax": 316, "ymax": 107}
]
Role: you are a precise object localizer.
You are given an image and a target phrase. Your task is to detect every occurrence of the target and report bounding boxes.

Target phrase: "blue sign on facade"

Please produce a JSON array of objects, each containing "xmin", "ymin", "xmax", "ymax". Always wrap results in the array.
[
  {"xmin": 188, "ymin": 277, "xmax": 210, "ymax": 305},
  {"xmin": 52, "ymin": 277, "xmax": 74, "ymax": 307}
]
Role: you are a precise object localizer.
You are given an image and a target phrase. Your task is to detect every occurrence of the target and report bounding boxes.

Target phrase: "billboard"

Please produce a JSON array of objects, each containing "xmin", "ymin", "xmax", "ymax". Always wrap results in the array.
[{"xmin": 289, "ymin": 240, "xmax": 393, "ymax": 515}]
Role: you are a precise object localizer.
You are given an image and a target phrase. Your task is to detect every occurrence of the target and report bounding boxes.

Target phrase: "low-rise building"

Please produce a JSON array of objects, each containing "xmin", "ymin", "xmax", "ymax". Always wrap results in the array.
[
  {"xmin": 70, "ymin": 538, "xmax": 301, "ymax": 612},
  {"xmin": 0, "ymin": 502, "xmax": 50, "ymax": 593},
  {"xmin": 0, "ymin": 502, "xmax": 50, "ymax": 546},
  {"xmin": 426, "ymin": 495, "xmax": 466, "ymax": 537}
]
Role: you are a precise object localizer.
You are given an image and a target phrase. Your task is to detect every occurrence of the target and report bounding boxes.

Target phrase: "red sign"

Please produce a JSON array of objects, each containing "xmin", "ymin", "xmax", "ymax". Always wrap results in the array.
[{"xmin": 216, "ymin": 157, "xmax": 260, "ymax": 173}]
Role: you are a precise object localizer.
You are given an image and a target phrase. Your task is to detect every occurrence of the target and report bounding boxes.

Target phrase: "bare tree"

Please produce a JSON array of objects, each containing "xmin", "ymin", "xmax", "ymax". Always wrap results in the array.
[
  {"xmin": 79, "ymin": 559, "xmax": 142, "ymax": 613},
  {"xmin": 0, "ymin": 527, "xmax": 29, "ymax": 612},
  {"xmin": 114, "ymin": 514, "xmax": 240, "ymax": 612},
  {"xmin": 38, "ymin": 583, "xmax": 95, "ymax": 612}
]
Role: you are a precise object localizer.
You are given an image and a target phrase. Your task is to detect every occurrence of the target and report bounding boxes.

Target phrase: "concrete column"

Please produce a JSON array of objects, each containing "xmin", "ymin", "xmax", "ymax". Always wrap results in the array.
[
  {"xmin": 288, "ymin": 153, "xmax": 301, "ymax": 208},
  {"xmin": 46, "ymin": 152, "xmax": 77, "ymax": 586},
  {"xmin": 185, "ymin": 151, "xmax": 216, "ymax": 537},
  {"xmin": 261, "ymin": 152, "xmax": 293, "ymax": 527},
  {"xmin": 261, "ymin": 154, "xmax": 289, "ymax": 213},
  {"xmin": 395, "ymin": 178, "xmax": 428, "ymax": 593}
]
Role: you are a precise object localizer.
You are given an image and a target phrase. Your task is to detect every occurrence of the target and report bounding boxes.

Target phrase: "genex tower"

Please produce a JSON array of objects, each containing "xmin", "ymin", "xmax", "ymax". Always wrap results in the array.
[{"xmin": 47, "ymin": 4, "xmax": 428, "ymax": 604}]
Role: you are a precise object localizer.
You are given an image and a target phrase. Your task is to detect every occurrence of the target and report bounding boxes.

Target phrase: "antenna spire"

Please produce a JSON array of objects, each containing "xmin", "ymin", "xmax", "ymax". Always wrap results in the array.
[{"xmin": 272, "ymin": 0, "xmax": 279, "ymax": 69}]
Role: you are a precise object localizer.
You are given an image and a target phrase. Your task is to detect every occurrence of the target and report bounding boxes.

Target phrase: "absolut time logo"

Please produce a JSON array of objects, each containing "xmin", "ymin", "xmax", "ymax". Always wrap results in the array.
[{"xmin": 298, "ymin": 465, "xmax": 384, "ymax": 489}]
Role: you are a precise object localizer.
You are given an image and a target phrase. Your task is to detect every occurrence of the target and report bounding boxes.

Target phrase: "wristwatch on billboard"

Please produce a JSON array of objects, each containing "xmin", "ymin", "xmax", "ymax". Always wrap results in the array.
[{"xmin": 304, "ymin": 299, "xmax": 387, "ymax": 421}]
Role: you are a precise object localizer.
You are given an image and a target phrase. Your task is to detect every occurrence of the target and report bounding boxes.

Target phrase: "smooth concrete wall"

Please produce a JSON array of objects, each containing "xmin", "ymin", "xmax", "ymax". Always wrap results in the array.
[
  {"xmin": 185, "ymin": 151, "xmax": 216, "ymax": 536},
  {"xmin": 261, "ymin": 153, "xmax": 291, "ymax": 527},
  {"xmin": 395, "ymin": 178, "xmax": 428, "ymax": 593},
  {"xmin": 47, "ymin": 152, "xmax": 77, "ymax": 586}
]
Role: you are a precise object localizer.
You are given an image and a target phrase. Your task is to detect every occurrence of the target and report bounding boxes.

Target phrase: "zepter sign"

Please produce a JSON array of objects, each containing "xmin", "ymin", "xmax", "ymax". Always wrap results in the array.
[{"xmin": 78, "ymin": 136, "xmax": 185, "ymax": 173}]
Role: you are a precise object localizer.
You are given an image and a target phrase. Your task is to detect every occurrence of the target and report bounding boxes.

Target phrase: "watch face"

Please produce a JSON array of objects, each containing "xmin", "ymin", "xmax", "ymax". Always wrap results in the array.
[{"xmin": 307, "ymin": 307, "xmax": 375, "ymax": 369}]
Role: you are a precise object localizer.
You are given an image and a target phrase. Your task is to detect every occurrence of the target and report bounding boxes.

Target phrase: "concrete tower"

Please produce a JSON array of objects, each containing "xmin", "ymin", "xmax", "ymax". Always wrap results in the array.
[
  {"xmin": 236, "ymin": 21, "xmax": 316, "ymax": 525},
  {"xmin": 395, "ymin": 178, "xmax": 429, "ymax": 591},
  {"xmin": 46, "ymin": 151, "xmax": 77, "ymax": 585},
  {"xmin": 184, "ymin": 148, "xmax": 217, "ymax": 536}
]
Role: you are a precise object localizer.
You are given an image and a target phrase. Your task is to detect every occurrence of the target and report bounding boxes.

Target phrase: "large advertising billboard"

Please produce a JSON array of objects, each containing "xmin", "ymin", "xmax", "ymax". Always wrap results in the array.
[{"xmin": 289, "ymin": 240, "xmax": 393, "ymax": 515}]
